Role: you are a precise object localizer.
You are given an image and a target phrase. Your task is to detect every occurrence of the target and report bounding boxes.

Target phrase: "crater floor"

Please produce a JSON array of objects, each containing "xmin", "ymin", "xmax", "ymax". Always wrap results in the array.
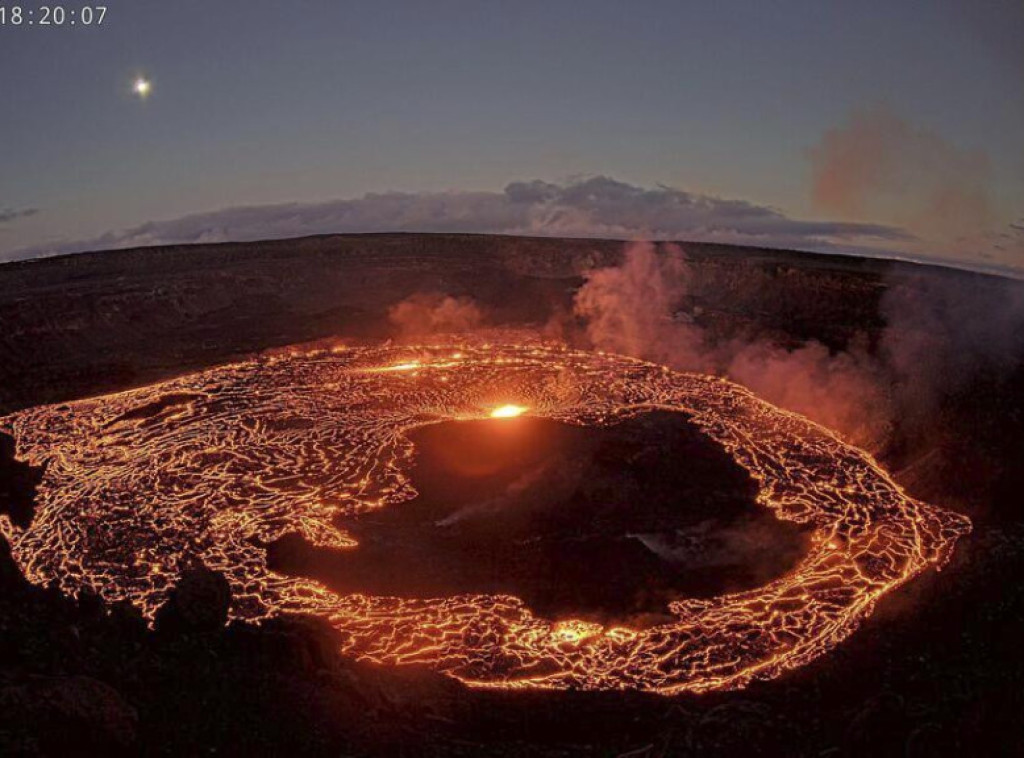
[{"xmin": 0, "ymin": 341, "xmax": 970, "ymax": 693}]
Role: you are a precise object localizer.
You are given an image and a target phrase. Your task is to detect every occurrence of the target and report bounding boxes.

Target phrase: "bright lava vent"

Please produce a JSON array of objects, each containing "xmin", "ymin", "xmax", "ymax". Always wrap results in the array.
[{"xmin": 490, "ymin": 403, "xmax": 528, "ymax": 418}]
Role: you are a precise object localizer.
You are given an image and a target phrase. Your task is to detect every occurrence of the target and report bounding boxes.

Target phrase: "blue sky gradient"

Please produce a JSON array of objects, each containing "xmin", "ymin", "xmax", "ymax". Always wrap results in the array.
[{"xmin": 1, "ymin": 1, "xmax": 1021, "ymax": 268}]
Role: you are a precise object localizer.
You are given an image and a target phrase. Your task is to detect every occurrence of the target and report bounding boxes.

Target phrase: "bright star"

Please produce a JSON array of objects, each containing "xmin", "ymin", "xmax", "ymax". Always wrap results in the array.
[{"xmin": 133, "ymin": 77, "xmax": 152, "ymax": 98}]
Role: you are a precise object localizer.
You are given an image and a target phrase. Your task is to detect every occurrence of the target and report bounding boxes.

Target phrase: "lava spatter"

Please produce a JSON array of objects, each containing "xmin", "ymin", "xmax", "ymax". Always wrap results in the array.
[{"xmin": 0, "ymin": 342, "xmax": 970, "ymax": 694}]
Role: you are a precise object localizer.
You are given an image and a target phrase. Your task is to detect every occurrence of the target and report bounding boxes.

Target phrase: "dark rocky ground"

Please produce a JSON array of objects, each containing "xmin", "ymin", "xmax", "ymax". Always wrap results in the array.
[
  {"xmin": 0, "ymin": 233, "xmax": 889, "ymax": 412},
  {"xmin": 1, "ymin": 233, "xmax": 1023, "ymax": 755}
]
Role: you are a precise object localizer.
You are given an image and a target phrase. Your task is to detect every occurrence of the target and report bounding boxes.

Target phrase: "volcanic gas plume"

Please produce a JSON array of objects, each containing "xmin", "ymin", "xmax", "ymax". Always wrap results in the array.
[{"xmin": 0, "ymin": 341, "xmax": 969, "ymax": 694}]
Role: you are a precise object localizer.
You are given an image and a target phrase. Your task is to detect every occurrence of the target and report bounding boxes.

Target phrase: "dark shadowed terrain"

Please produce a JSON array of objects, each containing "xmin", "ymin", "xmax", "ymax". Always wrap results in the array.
[
  {"xmin": 1, "ymin": 233, "xmax": 1023, "ymax": 756},
  {"xmin": 0, "ymin": 233, "xmax": 888, "ymax": 411}
]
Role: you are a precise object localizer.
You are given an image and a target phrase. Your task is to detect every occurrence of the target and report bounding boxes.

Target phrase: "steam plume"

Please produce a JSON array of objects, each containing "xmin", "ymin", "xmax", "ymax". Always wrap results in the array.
[
  {"xmin": 811, "ymin": 106, "xmax": 994, "ymax": 245},
  {"xmin": 388, "ymin": 292, "xmax": 484, "ymax": 339},
  {"xmin": 573, "ymin": 242, "xmax": 891, "ymax": 448}
]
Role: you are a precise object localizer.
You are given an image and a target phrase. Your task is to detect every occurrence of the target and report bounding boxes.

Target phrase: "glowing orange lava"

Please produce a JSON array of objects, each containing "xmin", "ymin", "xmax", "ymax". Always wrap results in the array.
[
  {"xmin": 490, "ymin": 404, "xmax": 527, "ymax": 418},
  {"xmin": 0, "ymin": 341, "xmax": 970, "ymax": 694}
]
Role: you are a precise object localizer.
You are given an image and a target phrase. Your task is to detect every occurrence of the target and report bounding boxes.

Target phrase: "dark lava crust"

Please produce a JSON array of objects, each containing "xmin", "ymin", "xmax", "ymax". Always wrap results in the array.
[{"xmin": 268, "ymin": 411, "xmax": 809, "ymax": 625}]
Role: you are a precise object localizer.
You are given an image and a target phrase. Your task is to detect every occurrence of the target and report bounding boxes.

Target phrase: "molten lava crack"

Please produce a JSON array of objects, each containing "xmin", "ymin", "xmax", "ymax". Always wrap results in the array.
[{"xmin": 0, "ymin": 342, "xmax": 970, "ymax": 694}]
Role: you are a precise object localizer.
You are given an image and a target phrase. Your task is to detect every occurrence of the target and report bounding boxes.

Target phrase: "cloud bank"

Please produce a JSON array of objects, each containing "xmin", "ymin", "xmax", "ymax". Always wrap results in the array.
[
  {"xmin": 4, "ymin": 176, "xmax": 908, "ymax": 263},
  {"xmin": 0, "ymin": 207, "xmax": 39, "ymax": 225}
]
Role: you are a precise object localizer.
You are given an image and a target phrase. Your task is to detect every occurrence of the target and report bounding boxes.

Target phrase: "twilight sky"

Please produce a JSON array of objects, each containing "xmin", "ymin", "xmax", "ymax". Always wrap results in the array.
[{"xmin": 1, "ymin": 1, "xmax": 1022, "ymax": 271}]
